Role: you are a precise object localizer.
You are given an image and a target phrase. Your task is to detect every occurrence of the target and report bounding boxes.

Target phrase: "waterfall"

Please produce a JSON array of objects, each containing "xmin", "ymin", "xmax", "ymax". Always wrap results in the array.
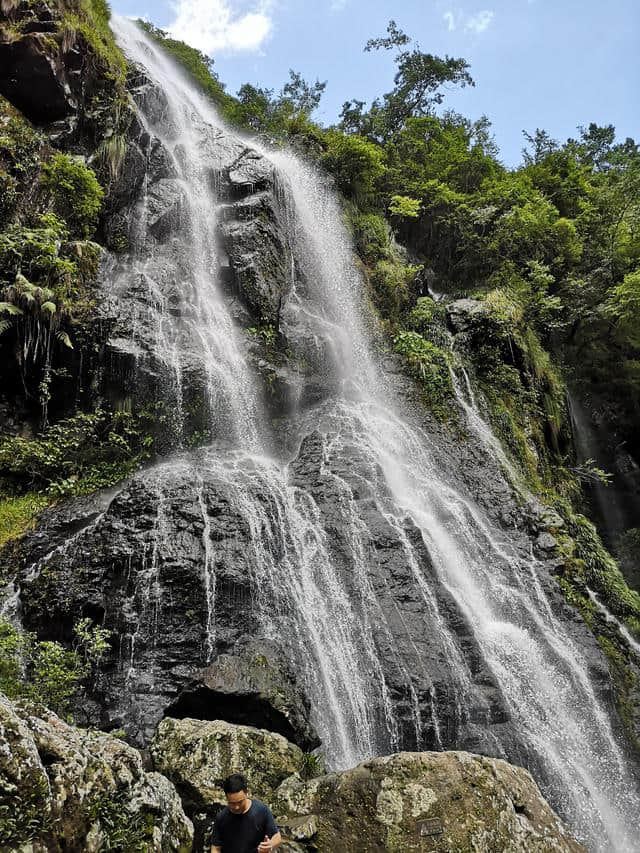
[{"xmin": 109, "ymin": 17, "xmax": 640, "ymax": 851}]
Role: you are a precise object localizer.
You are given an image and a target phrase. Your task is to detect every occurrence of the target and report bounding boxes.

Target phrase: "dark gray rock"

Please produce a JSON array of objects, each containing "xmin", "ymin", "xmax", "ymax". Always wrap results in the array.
[
  {"xmin": 447, "ymin": 298, "xmax": 491, "ymax": 332},
  {"xmin": 14, "ymin": 431, "xmax": 520, "ymax": 766},
  {"xmin": 219, "ymin": 189, "xmax": 290, "ymax": 324}
]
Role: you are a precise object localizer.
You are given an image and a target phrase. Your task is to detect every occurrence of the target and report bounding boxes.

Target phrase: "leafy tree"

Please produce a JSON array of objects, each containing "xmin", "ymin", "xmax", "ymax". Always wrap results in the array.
[
  {"xmin": 0, "ymin": 617, "xmax": 112, "ymax": 716},
  {"xmin": 605, "ymin": 268, "xmax": 640, "ymax": 347},
  {"xmin": 522, "ymin": 128, "xmax": 559, "ymax": 165},
  {"xmin": 281, "ymin": 70, "xmax": 327, "ymax": 115},
  {"xmin": 340, "ymin": 20, "xmax": 474, "ymax": 142},
  {"xmin": 231, "ymin": 70, "xmax": 326, "ymax": 136},
  {"xmin": 388, "ymin": 195, "xmax": 421, "ymax": 219},
  {"xmin": 321, "ymin": 131, "xmax": 385, "ymax": 201}
]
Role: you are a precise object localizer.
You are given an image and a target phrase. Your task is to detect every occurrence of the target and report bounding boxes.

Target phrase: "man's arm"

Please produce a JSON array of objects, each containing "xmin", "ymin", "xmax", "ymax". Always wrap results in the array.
[
  {"xmin": 210, "ymin": 815, "xmax": 222, "ymax": 853},
  {"xmin": 258, "ymin": 832, "xmax": 282, "ymax": 852}
]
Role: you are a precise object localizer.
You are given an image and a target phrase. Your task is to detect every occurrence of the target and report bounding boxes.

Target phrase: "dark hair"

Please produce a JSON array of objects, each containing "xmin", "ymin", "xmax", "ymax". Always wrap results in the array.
[{"xmin": 223, "ymin": 773, "xmax": 248, "ymax": 794}]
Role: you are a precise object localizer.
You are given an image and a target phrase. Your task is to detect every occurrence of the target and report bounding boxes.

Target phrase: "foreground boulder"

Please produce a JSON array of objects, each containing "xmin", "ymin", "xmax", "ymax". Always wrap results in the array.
[
  {"xmin": 0, "ymin": 694, "xmax": 193, "ymax": 852},
  {"xmin": 273, "ymin": 751, "xmax": 586, "ymax": 852},
  {"xmin": 149, "ymin": 718, "xmax": 584, "ymax": 853},
  {"xmin": 151, "ymin": 717, "xmax": 306, "ymax": 850}
]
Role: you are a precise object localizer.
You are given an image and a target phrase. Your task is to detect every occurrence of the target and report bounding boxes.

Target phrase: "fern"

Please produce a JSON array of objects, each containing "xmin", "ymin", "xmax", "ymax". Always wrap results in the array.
[
  {"xmin": 96, "ymin": 133, "xmax": 127, "ymax": 182},
  {"xmin": 0, "ymin": 301, "xmax": 23, "ymax": 316}
]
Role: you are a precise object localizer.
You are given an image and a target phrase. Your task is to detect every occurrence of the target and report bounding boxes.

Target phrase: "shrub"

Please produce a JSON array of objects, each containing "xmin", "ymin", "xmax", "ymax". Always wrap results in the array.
[
  {"xmin": 370, "ymin": 260, "xmax": 420, "ymax": 322},
  {"xmin": 0, "ymin": 617, "xmax": 111, "ymax": 716},
  {"xmin": 39, "ymin": 154, "xmax": 104, "ymax": 239},
  {"xmin": 393, "ymin": 330, "xmax": 453, "ymax": 415},
  {"xmin": 0, "ymin": 492, "xmax": 50, "ymax": 549},
  {"xmin": 321, "ymin": 131, "xmax": 385, "ymax": 201},
  {"xmin": 407, "ymin": 297, "xmax": 447, "ymax": 345},
  {"xmin": 0, "ymin": 409, "xmax": 155, "ymax": 495},
  {"xmin": 350, "ymin": 212, "xmax": 390, "ymax": 264}
]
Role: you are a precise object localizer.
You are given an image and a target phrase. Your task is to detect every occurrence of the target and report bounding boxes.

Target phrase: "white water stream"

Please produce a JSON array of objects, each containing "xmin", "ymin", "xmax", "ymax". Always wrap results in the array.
[{"xmin": 110, "ymin": 17, "xmax": 640, "ymax": 850}]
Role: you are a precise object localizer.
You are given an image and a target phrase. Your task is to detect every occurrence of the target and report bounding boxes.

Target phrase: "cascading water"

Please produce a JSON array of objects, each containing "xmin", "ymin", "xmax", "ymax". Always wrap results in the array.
[
  {"xmin": 106, "ymin": 17, "xmax": 640, "ymax": 850},
  {"xmin": 264, "ymin": 152, "xmax": 640, "ymax": 850}
]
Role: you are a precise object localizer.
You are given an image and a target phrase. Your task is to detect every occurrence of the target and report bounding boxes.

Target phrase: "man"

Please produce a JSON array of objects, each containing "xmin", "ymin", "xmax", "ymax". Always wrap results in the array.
[{"xmin": 210, "ymin": 773, "xmax": 282, "ymax": 853}]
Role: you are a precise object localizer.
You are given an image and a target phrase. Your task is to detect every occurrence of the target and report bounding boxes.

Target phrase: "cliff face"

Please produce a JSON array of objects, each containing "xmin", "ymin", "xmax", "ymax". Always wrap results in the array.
[{"xmin": 1, "ymin": 5, "xmax": 640, "ymax": 853}]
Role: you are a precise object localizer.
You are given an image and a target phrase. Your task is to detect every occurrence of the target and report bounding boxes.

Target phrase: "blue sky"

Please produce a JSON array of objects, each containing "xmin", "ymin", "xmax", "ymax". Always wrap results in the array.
[{"xmin": 109, "ymin": 0, "xmax": 639, "ymax": 167}]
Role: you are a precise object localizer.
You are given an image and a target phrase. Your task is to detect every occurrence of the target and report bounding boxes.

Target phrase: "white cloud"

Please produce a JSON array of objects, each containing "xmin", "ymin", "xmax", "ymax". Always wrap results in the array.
[
  {"xmin": 443, "ymin": 7, "xmax": 495, "ymax": 34},
  {"xmin": 465, "ymin": 9, "xmax": 494, "ymax": 33},
  {"xmin": 168, "ymin": 0, "xmax": 273, "ymax": 53},
  {"xmin": 443, "ymin": 10, "xmax": 457, "ymax": 30},
  {"xmin": 330, "ymin": 0, "xmax": 348, "ymax": 10}
]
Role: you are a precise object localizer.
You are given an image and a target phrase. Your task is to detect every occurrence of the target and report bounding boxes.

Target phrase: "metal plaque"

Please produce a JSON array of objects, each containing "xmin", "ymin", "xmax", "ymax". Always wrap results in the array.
[{"xmin": 417, "ymin": 818, "xmax": 444, "ymax": 837}]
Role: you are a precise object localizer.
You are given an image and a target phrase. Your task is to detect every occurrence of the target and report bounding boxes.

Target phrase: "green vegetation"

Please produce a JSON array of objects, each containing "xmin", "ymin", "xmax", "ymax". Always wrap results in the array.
[
  {"xmin": 60, "ymin": 0, "xmax": 127, "ymax": 90},
  {"xmin": 0, "ymin": 95, "xmax": 106, "ymax": 415},
  {"xmin": 0, "ymin": 98, "xmax": 42, "ymax": 227},
  {"xmin": 40, "ymin": 154, "xmax": 104, "ymax": 239},
  {"xmin": 300, "ymin": 752, "xmax": 324, "ymax": 781},
  {"xmin": 0, "ymin": 492, "xmax": 49, "ymax": 549},
  {"xmin": 0, "ymin": 773, "xmax": 50, "ymax": 849},
  {"xmin": 88, "ymin": 790, "xmax": 155, "ymax": 852},
  {"xmin": 0, "ymin": 616, "xmax": 111, "ymax": 716},
  {"xmin": 393, "ymin": 331, "xmax": 453, "ymax": 418},
  {"xmin": 0, "ymin": 408, "xmax": 156, "ymax": 497}
]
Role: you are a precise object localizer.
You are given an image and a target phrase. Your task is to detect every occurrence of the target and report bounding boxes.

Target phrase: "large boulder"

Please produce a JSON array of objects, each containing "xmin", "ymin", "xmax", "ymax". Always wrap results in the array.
[
  {"xmin": 274, "ymin": 751, "xmax": 586, "ymax": 853},
  {"xmin": 0, "ymin": 693, "xmax": 193, "ymax": 852},
  {"xmin": 151, "ymin": 717, "xmax": 305, "ymax": 851}
]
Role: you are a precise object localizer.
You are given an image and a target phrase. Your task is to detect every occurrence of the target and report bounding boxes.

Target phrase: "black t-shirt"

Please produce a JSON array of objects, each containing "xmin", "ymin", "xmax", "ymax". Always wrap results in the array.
[{"xmin": 211, "ymin": 799, "xmax": 279, "ymax": 853}]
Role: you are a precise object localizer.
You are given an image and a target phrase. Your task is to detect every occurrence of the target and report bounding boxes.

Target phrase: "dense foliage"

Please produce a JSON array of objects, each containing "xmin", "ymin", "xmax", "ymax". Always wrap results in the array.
[{"xmin": 0, "ymin": 616, "xmax": 111, "ymax": 715}]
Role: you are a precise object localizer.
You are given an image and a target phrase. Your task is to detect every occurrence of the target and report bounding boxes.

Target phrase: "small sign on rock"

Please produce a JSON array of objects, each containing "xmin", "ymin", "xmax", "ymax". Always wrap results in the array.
[{"xmin": 417, "ymin": 818, "xmax": 444, "ymax": 837}]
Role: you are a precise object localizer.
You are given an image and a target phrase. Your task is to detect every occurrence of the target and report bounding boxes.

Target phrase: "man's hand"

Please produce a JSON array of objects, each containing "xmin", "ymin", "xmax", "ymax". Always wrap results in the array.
[{"xmin": 258, "ymin": 836, "xmax": 271, "ymax": 853}]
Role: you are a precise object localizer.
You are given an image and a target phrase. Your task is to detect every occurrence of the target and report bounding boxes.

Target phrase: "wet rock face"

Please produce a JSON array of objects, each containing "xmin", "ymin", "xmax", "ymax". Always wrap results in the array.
[
  {"xmin": 98, "ymin": 73, "xmax": 291, "ymax": 408},
  {"xmin": 0, "ymin": 32, "xmax": 76, "ymax": 124},
  {"xmin": 0, "ymin": 693, "xmax": 193, "ymax": 852},
  {"xmin": 15, "ymin": 453, "xmax": 320, "ymax": 750},
  {"xmin": 273, "ymin": 752, "xmax": 586, "ymax": 853},
  {"xmin": 15, "ymin": 432, "xmax": 520, "ymax": 764}
]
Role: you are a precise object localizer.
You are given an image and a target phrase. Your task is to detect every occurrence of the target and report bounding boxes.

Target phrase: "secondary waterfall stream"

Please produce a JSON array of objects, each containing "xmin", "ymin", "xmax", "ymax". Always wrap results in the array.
[{"xmin": 110, "ymin": 17, "xmax": 640, "ymax": 851}]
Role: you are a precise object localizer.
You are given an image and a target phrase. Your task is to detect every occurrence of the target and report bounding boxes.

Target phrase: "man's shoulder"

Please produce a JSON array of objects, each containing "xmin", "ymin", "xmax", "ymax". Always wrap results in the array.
[
  {"xmin": 250, "ymin": 799, "xmax": 274, "ymax": 816},
  {"xmin": 214, "ymin": 806, "xmax": 232, "ymax": 824}
]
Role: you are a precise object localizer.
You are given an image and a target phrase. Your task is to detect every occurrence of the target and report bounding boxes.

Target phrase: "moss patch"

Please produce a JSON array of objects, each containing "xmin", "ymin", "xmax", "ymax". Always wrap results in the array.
[{"xmin": 0, "ymin": 491, "xmax": 50, "ymax": 549}]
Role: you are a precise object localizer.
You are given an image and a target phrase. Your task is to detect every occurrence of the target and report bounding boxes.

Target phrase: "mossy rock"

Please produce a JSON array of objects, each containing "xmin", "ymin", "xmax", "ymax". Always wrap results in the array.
[
  {"xmin": 151, "ymin": 717, "xmax": 306, "ymax": 812},
  {"xmin": 0, "ymin": 693, "xmax": 193, "ymax": 851},
  {"xmin": 274, "ymin": 751, "xmax": 586, "ymax": 853}
]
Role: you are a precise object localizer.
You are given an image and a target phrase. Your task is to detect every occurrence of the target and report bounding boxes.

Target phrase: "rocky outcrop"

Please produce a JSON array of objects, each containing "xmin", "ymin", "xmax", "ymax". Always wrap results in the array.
[
  {"xmin": 151, "ymin": 717, "xmax": 305, "ymax": 849},
  {"xmin": 0, "ymin": 693, "xmax": 193, "ymax": 852},
  {"xmin": 148, "ymin": 718, "xmax": 585, "ymax": 853},
  {"xmin": 218, "ymin": 151, "xmax": 290, "ymax": 325},
  {"xmin": 0, "ymin": 2, "xmax": 76, "ymax": 124},
  {"xmin": 0, "ymin": 1, "xmax": 121, "ymax": 141},
  {"xmin": 167, "ymin": 653, "xmax": 320, "ymax": 752},
  {"xmin": 274, "ymin": 751, "xmax": 586, "ymax": 853}
]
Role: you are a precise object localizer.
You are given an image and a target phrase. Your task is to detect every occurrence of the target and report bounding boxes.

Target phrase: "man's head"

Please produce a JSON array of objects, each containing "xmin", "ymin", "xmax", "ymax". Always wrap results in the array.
[{"xmin": 223, "ymin": 773, "xmax": 250, "ymax": 814}]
